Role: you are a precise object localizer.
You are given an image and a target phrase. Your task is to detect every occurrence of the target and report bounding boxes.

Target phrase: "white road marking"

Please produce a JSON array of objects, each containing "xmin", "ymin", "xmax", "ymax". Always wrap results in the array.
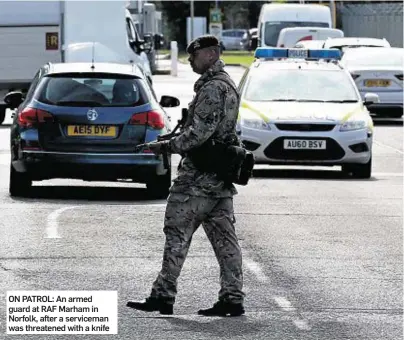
[
  {"xmin": 244, "ymin": 257, "xmax": 311, "ymax": 331},
  {"xmin": 44, "ymin": 204, "xmax": 165, "ymax": 239},
  {"xmin": 244, "ymin": 258, "xmax": 268, "ymax": 283},
  {"xmin": 374, "ymin": 141, "xmax": 404, "ymax": 154},
  {"xmin": 293, "ymin": 318, "xmax": 312, "ymax": 331},
  {"xmin": 273, "ymin": 296, "xmax": 296, "ymax": 311},
  {"xmin": 45, "ymin": 206, "xmax": 79, "ymax": 239}
]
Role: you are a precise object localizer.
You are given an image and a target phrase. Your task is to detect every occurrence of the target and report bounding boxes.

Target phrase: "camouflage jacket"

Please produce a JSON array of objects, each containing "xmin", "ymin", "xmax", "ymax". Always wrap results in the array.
[{"xmin": 167, "ymin": 59, "xmax": 241, "ymax": 198}]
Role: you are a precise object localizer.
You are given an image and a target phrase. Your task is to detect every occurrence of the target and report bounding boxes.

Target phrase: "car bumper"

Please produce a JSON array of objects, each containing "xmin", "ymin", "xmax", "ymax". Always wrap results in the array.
[
  {"xmin": 366, "ymin": 103, "xmax": 403, "ymax": 116},
  {"xmin": 12, "ymin": 150, "xmax": 168, "ymax": 182},
  {"xmin": 239, "ymin": 125, "xmax": 372, "ymax": 165},
  {"xmin": 360, "ymin": 90, "xmax": 403, "ymax": 114}
]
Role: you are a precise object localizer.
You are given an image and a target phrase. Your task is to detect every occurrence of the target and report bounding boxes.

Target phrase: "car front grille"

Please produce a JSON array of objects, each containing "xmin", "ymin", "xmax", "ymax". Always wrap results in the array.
[
  {"xmin": 275, "ymin": 123, "xmax": 336, "ymax": 131},
  {"xmin": 264, "ymin": 137, "xmax": 345, "ymax": 161}
]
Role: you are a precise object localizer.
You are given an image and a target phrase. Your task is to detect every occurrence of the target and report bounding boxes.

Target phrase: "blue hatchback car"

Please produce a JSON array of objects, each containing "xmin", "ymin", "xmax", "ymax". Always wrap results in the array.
[{"xmin": 5, "ymin": 62, "xmax": 180, "ymax": 198}]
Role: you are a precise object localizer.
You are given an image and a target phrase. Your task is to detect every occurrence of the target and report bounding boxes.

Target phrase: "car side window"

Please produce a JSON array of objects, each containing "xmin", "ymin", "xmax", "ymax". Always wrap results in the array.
[
  {"xmin": 126, "ymin": 18, "xmax": 135, "ymax": 42},
  {"xmin": 128, "ymin": 18, "xmax": 141, "ymax": 42},
  {"xmin": 236, "ymin": 31, "xmax": 244, "ymax": 38}
]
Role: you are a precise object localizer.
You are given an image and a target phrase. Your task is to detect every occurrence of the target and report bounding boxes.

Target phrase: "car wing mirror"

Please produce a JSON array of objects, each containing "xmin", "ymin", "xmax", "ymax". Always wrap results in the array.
[
  {"xmin": 160, "ymin": 95, "xmax": 180, "ymax": 108},
  {"xmin": 4, "ymin": 91, "xmax": 24, "ymax": 109},
  {"xmin": 363, "ymin": 93, "xmax": 380, "ymax": 106}
]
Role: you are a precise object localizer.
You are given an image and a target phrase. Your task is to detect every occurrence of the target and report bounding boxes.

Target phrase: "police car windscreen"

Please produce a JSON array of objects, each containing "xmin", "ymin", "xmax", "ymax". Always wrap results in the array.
[
  {"xmin": 36, "ymin": 73, "xmax": 150, "ymax": 107},
  {"xmin": 264, "ymin": 21, "xmax": 329, "ymax": 46},
  {"xmin": 244, "ymin": 70, "xmax": 359, "ymax": 102}
]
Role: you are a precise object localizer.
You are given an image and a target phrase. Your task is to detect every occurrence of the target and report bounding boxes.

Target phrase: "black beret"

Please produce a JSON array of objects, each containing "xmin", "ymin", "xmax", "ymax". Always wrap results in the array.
[{"xmin": 186, "ymin": 35, "xmax": 220, "ymax": 54}]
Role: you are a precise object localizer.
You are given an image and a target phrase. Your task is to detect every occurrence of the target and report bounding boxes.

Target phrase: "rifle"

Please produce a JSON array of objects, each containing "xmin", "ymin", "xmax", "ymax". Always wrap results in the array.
[{"xmin": 134, "ymin": 108, "xmax": 188, "ymax": 169}]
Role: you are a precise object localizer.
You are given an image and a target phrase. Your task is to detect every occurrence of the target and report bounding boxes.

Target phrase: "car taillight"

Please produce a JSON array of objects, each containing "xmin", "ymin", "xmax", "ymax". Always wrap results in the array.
[
  {"xmin": 350, "ymin": 73, "xmax": 360, "ymax": 80},
  {"xmin": 395, "ymin": 74, "xmax": 403, "ymax": 81},
  {"xmin": 18, "ymin": 107, "xmax": 54, "ymax": 128},
  {"xmin": 129, "ymin": 110, "xmax": 165, "ymax": 129}
]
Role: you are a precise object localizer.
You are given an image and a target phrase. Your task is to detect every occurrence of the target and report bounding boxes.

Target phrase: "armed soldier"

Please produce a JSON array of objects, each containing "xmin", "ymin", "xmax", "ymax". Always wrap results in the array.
[{"xmin": 127, "ymin": 35, "xmax": 245, "ymax": 317}]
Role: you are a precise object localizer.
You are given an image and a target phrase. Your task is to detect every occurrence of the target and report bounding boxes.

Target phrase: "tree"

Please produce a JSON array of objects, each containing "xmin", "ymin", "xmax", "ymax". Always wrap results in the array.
[
  {"xmin": 155, "ymin": 1, "xmax": 213, "ymax": 50},
  {"xmin": 248, "ymin": 1, "xmax": 267, "ymax": 28}
]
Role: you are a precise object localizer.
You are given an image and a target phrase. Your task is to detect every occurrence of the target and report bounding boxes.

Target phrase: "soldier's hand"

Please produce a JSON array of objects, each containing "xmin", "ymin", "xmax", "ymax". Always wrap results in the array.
[{"xmin": 148, "ymin": 141, "xmax": 168, "ymax": 155}]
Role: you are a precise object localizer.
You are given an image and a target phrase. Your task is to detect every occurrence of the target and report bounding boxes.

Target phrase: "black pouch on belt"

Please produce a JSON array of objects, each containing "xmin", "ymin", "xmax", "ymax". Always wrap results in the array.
[{"xmin": 187, "ymin": 140, "xmax": 254, "ymax": 186}]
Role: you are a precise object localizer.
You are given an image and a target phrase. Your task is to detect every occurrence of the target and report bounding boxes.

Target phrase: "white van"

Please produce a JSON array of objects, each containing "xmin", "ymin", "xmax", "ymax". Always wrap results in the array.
[
  {"xmin": 0, "ymin": 0, "xmax": 153, "ymax": 124},
  {"xmin": 257, "ymin": 4, "xmax": 332, "ymax": 47},
  {"xmin": 277, "ymin": 27, "xmax": 343, "ymax": 48}
]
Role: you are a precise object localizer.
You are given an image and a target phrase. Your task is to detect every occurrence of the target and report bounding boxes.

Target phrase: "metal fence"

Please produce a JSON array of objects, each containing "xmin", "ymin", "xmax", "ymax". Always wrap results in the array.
[{"xmin": 337, "ymin": 2, "xmax": 403, "ymax": 47}]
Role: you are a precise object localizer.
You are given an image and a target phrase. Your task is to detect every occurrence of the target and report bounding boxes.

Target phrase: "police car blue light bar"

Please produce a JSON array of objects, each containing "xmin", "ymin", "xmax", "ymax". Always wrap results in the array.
[{"xmin": 254, "ymin": 48, "xmax": 341, "ymax": 60}]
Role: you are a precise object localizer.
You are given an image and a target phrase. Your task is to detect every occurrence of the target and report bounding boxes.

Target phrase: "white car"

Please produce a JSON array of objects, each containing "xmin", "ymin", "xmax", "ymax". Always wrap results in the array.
[
  {"xmin": 341, "ymin": 47, "xmax": 403, "ymax": 118},
  {"xmin": 323, "ymin": 37, "xmax": 391, "ymax": 52},
  {"xmin": 237, "ymin": 48, "xmax": 377, "ymax": 178},
  {"xmin": 221, "ymin": 29, "xmax": 247, "ymax": 50}
]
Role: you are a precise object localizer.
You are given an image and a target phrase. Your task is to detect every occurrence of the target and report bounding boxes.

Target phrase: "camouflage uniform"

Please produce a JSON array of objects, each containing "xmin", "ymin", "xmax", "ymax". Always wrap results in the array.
[{"xmin": 150, "ymin": 59, "xmax": 245, "ymax": 304}]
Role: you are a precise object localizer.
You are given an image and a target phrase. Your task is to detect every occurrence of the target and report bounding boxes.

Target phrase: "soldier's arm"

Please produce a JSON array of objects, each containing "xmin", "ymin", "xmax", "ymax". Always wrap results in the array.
[{"xmin": 168, "ymin": 83, "xmax": 223, "ymax": 154}]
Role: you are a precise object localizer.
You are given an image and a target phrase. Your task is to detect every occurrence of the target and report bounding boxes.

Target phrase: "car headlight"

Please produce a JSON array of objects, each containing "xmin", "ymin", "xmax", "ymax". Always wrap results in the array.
[
  {"xmin": 240, "ymin": 117, "xmax": 270, "ymax": 130},
  {"xmin": 340, "ymin": 115, "xmax": 367, "ymax": 131}
]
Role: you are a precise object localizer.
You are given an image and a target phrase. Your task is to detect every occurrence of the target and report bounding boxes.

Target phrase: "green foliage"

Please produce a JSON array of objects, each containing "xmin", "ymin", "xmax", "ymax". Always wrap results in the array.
[
  {"xmin": 155, "ymin": 1, "xmax": 267, "ymax": 50},
  {"xmin": 157, "ymin": 1, "xmax": 213, "ymax": 50}
]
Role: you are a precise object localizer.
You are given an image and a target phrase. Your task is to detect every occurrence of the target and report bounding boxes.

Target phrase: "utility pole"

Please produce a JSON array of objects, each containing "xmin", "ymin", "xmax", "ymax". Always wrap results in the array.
[
  {"xmin": 330, "ymin": 0, "xmax": 336, "ymax": 28},
  {"xmin": 190, "ymin": 0, "xmax": 194, "ymax": 41}
]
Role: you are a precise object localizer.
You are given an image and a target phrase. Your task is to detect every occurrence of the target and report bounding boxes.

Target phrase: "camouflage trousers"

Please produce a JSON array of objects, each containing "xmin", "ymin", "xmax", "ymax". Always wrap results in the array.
[{"xmin": 150, "ymin": 193, "xmax": 245, "ymax": 304}]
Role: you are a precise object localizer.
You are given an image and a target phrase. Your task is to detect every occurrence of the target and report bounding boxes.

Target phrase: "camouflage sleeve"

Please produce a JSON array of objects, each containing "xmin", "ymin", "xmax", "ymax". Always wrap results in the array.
[{"xmin": 168, "ymin": 82, "xmax": 223, "ymax": 154}]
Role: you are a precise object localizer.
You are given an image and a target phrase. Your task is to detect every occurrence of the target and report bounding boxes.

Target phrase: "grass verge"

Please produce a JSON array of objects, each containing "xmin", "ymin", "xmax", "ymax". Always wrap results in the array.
[
  {"xmin": 220, "ymin": 52, "xmax": 255, "ymax": 67},
  {"xmin": 165, "ymin": 50, "xmax": 254, "ymax": 68}
]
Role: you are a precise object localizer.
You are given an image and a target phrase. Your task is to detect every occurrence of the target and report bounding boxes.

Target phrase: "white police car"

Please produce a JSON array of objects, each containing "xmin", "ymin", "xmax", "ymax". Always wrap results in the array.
[{"xmin": 237, "ymin": 48, "xmax": 377, "ymax": 178}]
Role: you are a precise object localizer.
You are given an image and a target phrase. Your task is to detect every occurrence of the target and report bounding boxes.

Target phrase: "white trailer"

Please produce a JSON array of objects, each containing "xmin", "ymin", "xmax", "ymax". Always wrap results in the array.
[{"xmin": 0, "ymin": 0, "xmax": 152, "ymax": 124}]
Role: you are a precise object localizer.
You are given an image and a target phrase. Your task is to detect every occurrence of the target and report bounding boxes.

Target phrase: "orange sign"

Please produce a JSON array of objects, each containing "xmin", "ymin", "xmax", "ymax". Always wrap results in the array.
[{"xmin": 46, "ymin": 32, "xmax": 58, "ymax": 50}]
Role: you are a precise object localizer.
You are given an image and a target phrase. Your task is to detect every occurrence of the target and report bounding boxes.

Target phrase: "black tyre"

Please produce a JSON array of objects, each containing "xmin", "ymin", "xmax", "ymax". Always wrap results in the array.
[
  {"xmin": 9, "ymin": 165, "xmax": 32, "ymax": 197},
  {"xmin": 342, "ymin": 158, "xmax": 372, "ymax": 179},
  {"xmin": 146, "ymin": 170, "xmax": 171, "ymax": 199},
  {"xmin": 0, "ymin": 105, "xmax": 6, "ymax": 125}
]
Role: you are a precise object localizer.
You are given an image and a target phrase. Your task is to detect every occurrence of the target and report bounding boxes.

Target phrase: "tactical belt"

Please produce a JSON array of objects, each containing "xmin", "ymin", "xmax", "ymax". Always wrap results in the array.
[{"xmin": 188, "ymin": 139, "xmax": 254, "ymax": 186}]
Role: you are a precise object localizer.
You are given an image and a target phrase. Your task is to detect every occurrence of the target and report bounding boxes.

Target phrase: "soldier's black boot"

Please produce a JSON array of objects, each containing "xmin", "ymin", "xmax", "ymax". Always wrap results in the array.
[
  {"xmin": 198, "ymin": 300, "xmax": 245, "ymax": 317},
  {"xmin": 126, "ymin": 297, "xmax": 173, "ymax": 315}
]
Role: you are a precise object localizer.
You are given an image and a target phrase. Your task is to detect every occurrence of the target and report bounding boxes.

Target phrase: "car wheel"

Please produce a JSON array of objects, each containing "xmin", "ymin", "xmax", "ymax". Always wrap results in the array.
[
  {"xmin": 9, "ymin": 165, "xmax": 32, "ymax": 197},
  {"xmin": 342, "ymin": 158, "xmax": 372, "ymax": 179},
  {"xmin": 0, "ymin": 105, "xmax": 6, "ymax": 125},
  {"xmin": 146, "ymin": 170, "xmax": 171, "ymax": 199}
]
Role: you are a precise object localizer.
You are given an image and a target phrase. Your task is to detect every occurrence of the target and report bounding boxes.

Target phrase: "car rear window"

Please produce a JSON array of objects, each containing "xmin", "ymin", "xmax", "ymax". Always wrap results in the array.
[{"xmin": 36, "ymin": 73, "xmax": 150, "ymax": 107}]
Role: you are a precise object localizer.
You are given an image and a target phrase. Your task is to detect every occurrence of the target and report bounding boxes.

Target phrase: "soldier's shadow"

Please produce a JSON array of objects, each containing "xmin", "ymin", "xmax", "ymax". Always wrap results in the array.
[{"xmin": 156, "ymin": 315, "xmax": 267, "ymax": 338}]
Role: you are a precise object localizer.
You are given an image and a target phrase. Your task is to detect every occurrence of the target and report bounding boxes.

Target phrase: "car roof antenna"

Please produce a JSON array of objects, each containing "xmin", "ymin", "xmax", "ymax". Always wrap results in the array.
[{"xmin": 91, "ymin": 42, "xmax": 95, "ymax": 70}]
